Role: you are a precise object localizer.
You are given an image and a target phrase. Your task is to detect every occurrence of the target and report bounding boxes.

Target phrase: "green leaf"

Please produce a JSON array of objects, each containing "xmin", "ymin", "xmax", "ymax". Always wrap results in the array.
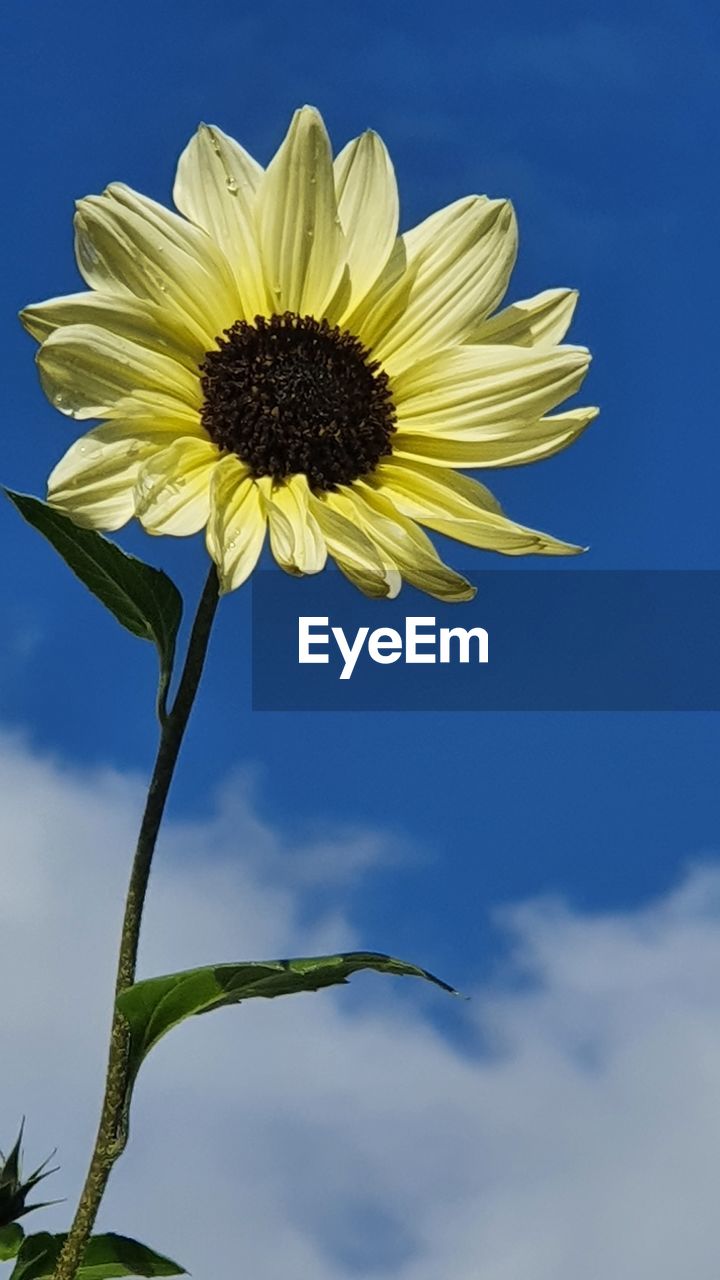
[
  {"xmin": 10, "ymin": 1233, "xmax": 184, "ymax": 1280},
  {"xmin": 117, "ymin": 951, "xmax": 457, "ymax": 1107},
  {"xmin": 0, "ymin": 1224, "xmax": 24, "ymax": 1261},
  {"xmin": 5, "ymin": 491, "xmax": 182, "ymax": 717}
]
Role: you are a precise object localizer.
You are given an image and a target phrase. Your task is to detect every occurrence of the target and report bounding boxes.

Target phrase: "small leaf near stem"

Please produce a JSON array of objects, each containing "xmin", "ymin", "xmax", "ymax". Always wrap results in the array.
[
  {"xmin": 11, "ymin": 1233, "xmax": 184, "ymax": 1280},
  {"xmin": 0, "ymin": 1224, "xmax": 24, "ymax": 1262},
  {"xmin": 4, "ymin": 492, "xmax": 182, "ymax": 722}
]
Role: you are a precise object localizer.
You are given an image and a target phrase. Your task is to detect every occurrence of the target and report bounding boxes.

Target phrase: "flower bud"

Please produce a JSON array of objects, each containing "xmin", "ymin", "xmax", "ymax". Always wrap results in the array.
[{"xmin": 0, "ymin": 1122, "xmax": 58, "ymax": 1229}]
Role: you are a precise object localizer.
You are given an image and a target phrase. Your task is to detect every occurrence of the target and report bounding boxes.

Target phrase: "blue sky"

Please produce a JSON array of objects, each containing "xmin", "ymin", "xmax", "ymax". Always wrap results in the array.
[
  {"xmin": 1, "ymin": 0, "xmax": 719, "ymax": 988},
  {"xmin": 2, "ymin": 3, "xmax": 720, "ymax": 1275},
  {"xmin": 1, "ymin": 3, "xmax": 719, "ymax": 988}
]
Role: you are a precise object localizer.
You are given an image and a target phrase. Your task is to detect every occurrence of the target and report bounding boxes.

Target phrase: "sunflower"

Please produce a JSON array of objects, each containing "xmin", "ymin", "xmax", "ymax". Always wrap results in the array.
[{"xmin": 21, "ymin": 106, "xmax": 596, "ymax": 600}]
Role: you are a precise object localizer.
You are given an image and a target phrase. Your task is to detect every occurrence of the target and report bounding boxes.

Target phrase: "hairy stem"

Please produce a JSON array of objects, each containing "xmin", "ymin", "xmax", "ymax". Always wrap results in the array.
[{"xmin": 52, "ymin": 565, "xmax": 220, "ymax": 1280}]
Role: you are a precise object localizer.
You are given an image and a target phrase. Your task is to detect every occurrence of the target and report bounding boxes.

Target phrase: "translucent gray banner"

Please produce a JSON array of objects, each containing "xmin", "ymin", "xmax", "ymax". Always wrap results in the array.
[{"xmin": 251, "ymin": 571, "xmax": 720, "ymax": 711}]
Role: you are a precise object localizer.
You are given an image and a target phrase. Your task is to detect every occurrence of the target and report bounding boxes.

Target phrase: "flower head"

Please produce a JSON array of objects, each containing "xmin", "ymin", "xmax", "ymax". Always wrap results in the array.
[{"xmin": 22, "ymin": 107, "xmax": 596, "ymax": 599}]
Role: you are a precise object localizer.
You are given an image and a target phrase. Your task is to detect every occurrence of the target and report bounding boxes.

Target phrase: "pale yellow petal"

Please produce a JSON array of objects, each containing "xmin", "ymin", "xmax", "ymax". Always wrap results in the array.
[
  {"xmin": 309, "ymin": 492, "xmax": 398, "ymax": 598},
  {"xmin": 256, "ymin": 106, "xmax": 348, "ymax": 317},
  {"xmin": 206, "ymin": 457, "xmax": 266, "ymax": 593},
  {"xmin": 75, "ymin": 184, "xmax": 239, "ymax": 346},
  {"xmin": 21, "ymin": 291, "xmax": 206, "ymax": 370},
  {"xmin": 255, "ymin": 479, "xmax": 297, "ymax": 574},
  {"xmin": 36, "ymin": 324, "xmax": 201, "ymax": 420},
  {"xmin": 371, "ymin": 459, "xmax": 584, "ymax": 556},
  {"xmin": 333, "ymin": 130, "xmax": 399, "ymax": 315},
  {"xmin": 393, "ymin": 344, "xmax": 591, "ymax": 435},
  {"xmin": 343, "ymin": 236, "xmax": 410, "ymax": 338},
  {"xmin": 472, "ymin": 288, "xmax": 579, "ymax": 347},
  {"xmin": 173, "ymin": 124, "xmax": 269, "ymax": 320},
  {"xmin": 47, "ymin": 425, "xmax": 158, "ymax": 531},
  {"xmin": 335, "ymin": 484, "xmax": 475, "ymax": 602},
  {"xmin": 135, "ymin": 437, "xmax": 220, "ymax": 536},
  {"xmin": 264, "ymin": 474, "xmax": 327, "ymax": 575},
  {"xmin": 106, "ymin": 390, "xmax": 206, "ymax": 427},
  {"xmin": 373, "ymin": 459, "xmax": 502, "ymax": 514},
  {"xmin": 362, "ymin": 197, "xmax": 517, "ymax": 375},
  {"xmin": 394, "ymin": 407, "xmax": 599, "ymax": 469},
  {"xmin": 65, "ymin": 414, "xmax": 208, "ymax": 446}
]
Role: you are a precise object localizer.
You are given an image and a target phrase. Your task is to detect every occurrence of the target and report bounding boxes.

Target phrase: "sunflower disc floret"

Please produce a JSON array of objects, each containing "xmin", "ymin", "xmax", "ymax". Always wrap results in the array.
[{"xmin": 200, "ymin": 312, "xmax": 396, "ymax": 489}]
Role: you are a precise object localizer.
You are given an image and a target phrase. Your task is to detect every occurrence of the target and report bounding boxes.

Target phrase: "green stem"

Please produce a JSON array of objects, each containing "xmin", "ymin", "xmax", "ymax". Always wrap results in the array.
[{"xmin": 52, "ymin": 565, "xmax": 221, "ymax": 1280}]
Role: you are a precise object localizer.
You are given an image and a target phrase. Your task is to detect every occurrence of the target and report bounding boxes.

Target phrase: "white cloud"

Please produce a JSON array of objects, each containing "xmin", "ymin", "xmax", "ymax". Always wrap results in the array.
[{"xmin": 2, "ymin": 730, "xmax": 720, "ymax": 1279}]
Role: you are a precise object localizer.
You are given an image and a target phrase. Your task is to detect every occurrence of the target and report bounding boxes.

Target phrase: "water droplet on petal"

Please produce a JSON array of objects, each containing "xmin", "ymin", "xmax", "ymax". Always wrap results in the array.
[{"xmin": 78, "ymin": 438, "xmax": 104, "ymax": 459}]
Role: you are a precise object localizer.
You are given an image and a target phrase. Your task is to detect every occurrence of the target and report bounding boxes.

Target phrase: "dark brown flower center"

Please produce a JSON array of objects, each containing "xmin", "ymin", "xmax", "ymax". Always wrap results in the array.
[{"xmin": 199, "ymin": 312, "xmax": 396, "ymax": 491}]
